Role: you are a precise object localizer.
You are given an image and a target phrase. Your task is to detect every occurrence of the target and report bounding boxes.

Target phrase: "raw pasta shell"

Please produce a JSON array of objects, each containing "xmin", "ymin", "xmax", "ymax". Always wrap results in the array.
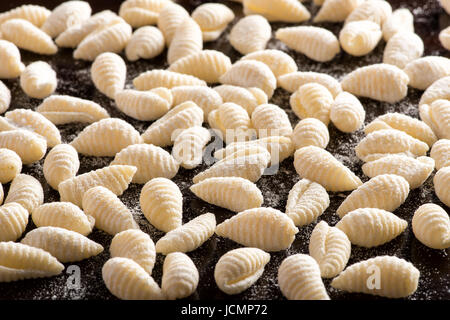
[
  {"xmin": 0, "ymin": 40, "xmax": 25, "ymax": 79},
  {"xmin": 278, "ymin": 71, "xmax": 342, "ymax": 97},
  {"xmin": 430, "ymin": 139, "xmax": 450, "ymax": 170},
  {"xmin": 19, "ymin": 61, "xmax": 57, "ymax": 99},
  {"xmin": 314, "ymin": 0, "xmax": 362, "ymax": 23},
  {"xmin": 412, "ymin": 203, "xmax": 450, "ymax": 249},
  {"xmin": 213, "ymin": 85, "xmax": 267, "ymax": 116},
  {"xmin": 243, "ymin": 0, "xmax": 310, "ymax": 23},
  {"xmin": 133, "ymin": 69, "xmax": 207, "ymax": 90},
  {"xmin": 172, "ymin": 85, "xmax": 223, "ymax": 120},
  {"xmin": 91, "ymin": 52, "xmax": 126, "ymax": 100},
  {"xmin": 0, "ymin": 203, "xmax": 29, "ymax": 242},
  {"xmin": 290, "ymin": 83, "xmax": 333, "ymax": 125},
  {"xmin": 162, "ymin": 252, "xmax": 199, "ymax": 300},
  {"xmin": 0, "ymin": 148, "xmax": 21, "ymax": 184},
  {"xmin": 419, "ymin": 76, "xmax": 450, "ymax": 107},
  {"xmin": 172, "ymin": 126, "xmax": 211, "ymax": 169},
  {"xmin": 119, "ymin": 0, "xmax": 170, "ymax": 28},
  {"xmin": 0, "ymin": 4, "xmax": 51, "ymax": 27},
  {"xmin": 157, "ymin": 3, "xmax": 189, "ymax": 46},
  {"xmin": 404, "ymin": 56, "xmax": 450, "ymax": 90},
  {"xmin": 434, "ymin": 167, "xmax": 450, "ymax": 207},
  {"xmin": 0, "ymin": 129, "xmax": 47, "ymax": 164},
  {"xmin": 241, "ymin": 49, "xmax": 298, "ymax": 79},
  {"xmin": 167, "ymin": 17, "xmax": 202, "ymax": 65},
  {"xmin": 345, "ymin": 0, "xmax": 392, "ymax": 26},
  {"xmin": 382, "ymin": 8, "xmax": 414, "ymax": 41},
  {"xmin": 383, "ymin": 32, "xmax": 424, "ymax": 69},
  {"xmin": 292, "ymin": 118, "xmax": 330, "ymax": 150},
  {"xmin": 330, "ymin": 91, "xmax": 365, "ymax": 133},
  {"xmin": 228, "ymin": 14, "xmax": 271, "ymax": 55},
  {"xmin": 43, "ymin": 144, "xmax": 80, "ymax": 190},
  {"xmin": 41, "ymin": 1, "xmax": 91, "ymax": 38},
  {"xmin": 419, "ymin": 99, "xmax": 450, "ymax": 140},
  {"xmin": 5, "ymin": 174, "xmax": 43, "ymax": 214},
  {"xmin": 251, "ymin": 103, "xmax": 293, "ymax": 137},
  {"xmin": 125, "ymin": 26, "xmax": 164, "ymax": 61}
]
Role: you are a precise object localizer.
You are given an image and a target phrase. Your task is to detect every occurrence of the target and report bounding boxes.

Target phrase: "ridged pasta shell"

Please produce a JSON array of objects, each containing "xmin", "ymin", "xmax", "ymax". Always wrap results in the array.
[
  {"xmin": 5, "ymin": 174, "xmax": 43, "ymax": 213},
  {"xmin": 330, "ymin": 92, "xmax": 365, "ymax": 133},
  {"xmin": 243, "ymin": 0, "xmax": 310, "ymax": 22},
  {"xmin": 0, "ymin": 242, "xmax": 64, "ymax": 282},
  {"xmin": 404, "ymin": 56, "xmax": 450, "ymax": 90},
  {"xmin": 139, "ymin": 178, "xmax": 182, "ymax": 232},
  {"xmin": 0, "ymin": 40, "xmax": 25, "ymax": 78},
  {"xmin": 412, "ymin": 203, "xmax": 450, "ymax": 249},
  {"xmin": 59, "ymin": 165, "xmax": 136, "ymax": 208},
  {"xmin": 228, "ymin": 15, "xmax": 271, "ymax": 55},
  {"xmin": 339, "ymin": 20, "xmax": 382, "ymax": 56},
  {"xmin": 172, "ymin": 86, "xmax": 223, "ymax": 120},
  {"xmin": 286, "ymin": 179, "xmax": 330, "ymax": 227},
  {"xmin": 0, "ymin": 81, "xmax": 10, "ymax": 114},
  {"xmin": 0, "ymin": 148, "xmax": 21, "ymax": 184},
  {"xmin": 241, "ymin": 49, "xmax": 298, "ymax": 80},
  {"xmin": 19, "ymin": 61, "xmax": 57, "ymax": 99},
  {"xmin": 292, "ymin": 118, "xmax": 329, "ymax": 150},
  {"xmin": 336, "ymin": 208, "xmax": 408, "ymax": 247},
  {"xmin": 314, "ymin": 0, "xmax": 362, "ymax": 23},
  {"xmin": 0, "ymin": 4, "xmax": 50, "ymax": 27},
  {"xmin": 110, "ymin": 229, "xmax": 156, "ymax": 275},
  {"xmin": 191, "ymin": 3, "xmax": 234, "ymax": 42},
  {"xmin": 382, "ymin": 8, "xmax": 414, "ymax": 41},
  {"xmin": 383, "ymin": 32, "xmax": 424, "ymax": 69},
  {"xmin": 309, "ymin": 221, "xmax": 351, "ymax": 278},
  {"xmin": 41, "ymin": 1, "xmax": 91, "ymax": 38},
  {"xmin": 32, "ymin": 202, "xmax": 94, "ymax": 236},
  {"xmin": 341, "ymin": 63, "xmax": 409, "ymax": 103},
  {"xmin": 434, "ymin": 167, "xmax": 450, "ymax": 207},
  {"xmin": 157, "ymin": 3, "xmax": 189, "ymax": 45},
  {"xmin": 278, "ymin": 254, "xmax": 330, "ymax": 300},
  {"xmin": 43, "ymin": 144, "xmax": 80, "ymax": 190},
  {"xmin": 251, "ymin": 103, "xmax": 292, "ymax": 138},
  {"xmin": 172, "ymin": 126, "xmax": 211, "ymax": 169},
  {"xmin": 430, "ymin": 139, "xmax": 450, "ymax": 170},
  {"xmin": 125, "ymin": 26, "xmax": 164, "ymax": 61},
  {"xmin": 21, "ymin": 226, "xmax": 103, "ymax": 263},
  {"xmin": 167, "ymin": 17, "xmax": 202, "ymax": 64},
  {"xmin": 162, "ymin": 252, "xmax": 199, "ymax": 300},
  {"xmin": 419, "ymin": 99, "xmax": 450, "ymax": 140},
  {"xmin": 0, "ymin": 203, "xmax": 28, "ymax": 241},
  {"xmin": 155, "ymin": 213, "xmax": 216, "ymax": 255},
  {"xmin": 82, "ymin": 186, "xmax": 139, "ymax": 235},
  {"xmin": 70, "ymin": 118, "xmax": 142, "ymax": 157},
  {"xmin": 119, "ymin": 0, "xmax": 170, "ymax": 27},
  {"xmin": 345, "ymin": 0, "xmax": 392, "ymax": 26},
  {"xmin": 133, "ymin": 69, "xmax": 206, "ymax": 90},
  {"xmin": 208, "ymin": 102, "xmax": 253, "ymax": 143},
  {"xmin": 276, "ymin": 26, "xmax": 340, "ymax": 63},
  {"xmin": 91, "ymin": 52, "xmax": 126, "ymax": 99},
  {"xmin": 331, "ymin": 256, "xmax": 419, "ymax": 298},
  {"xmin": 213, "ymin": 85, "xmax": 267, "ymax": 116},
  {"xmin": 278, "ymin": 72, "xmax": 342, "ymax": 99},
  {"xmin": 336, "ymin": 174, "xmax": 410, "ymax": 218},
  {"xmin": 355, "ymin": 129, "xmax": 429, "ymax": 162},
  {"xmin": 141, "ymin": 101, "xmax": 204, "ymax": 147},
  {"xmin": 216, "ymin": 207, "xmax": 298, "ymax": 251},
  {"xmin": 214, "ymin": 247, "xmax": 270, "ymax": 295},
  {"xmin": 419, "ymin": 76, "xmax": 450, "ymax": 107},
  {"xmin": 0, "ymin": 129, "xmax": 46, "ymax": 164},
  {"xmin": 290, "ymin": 83, "xmax": 333, "ymax": 125},
  {"xmin": 294, "ymin": 146, "xmax": 362, "ymax": 192}
]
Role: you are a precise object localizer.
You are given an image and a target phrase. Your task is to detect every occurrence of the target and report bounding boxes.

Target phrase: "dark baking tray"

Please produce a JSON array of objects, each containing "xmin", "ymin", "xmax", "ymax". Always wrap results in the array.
[{"xmin": 0, "ymin": 0, "xmax": 448, "ymax": 300}]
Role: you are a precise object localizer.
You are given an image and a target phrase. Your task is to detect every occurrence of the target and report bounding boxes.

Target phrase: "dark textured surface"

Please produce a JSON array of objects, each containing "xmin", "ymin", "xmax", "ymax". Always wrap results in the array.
[{"xmin": 0, "ymin": 0, "xmax": 449, "ymax": 300}]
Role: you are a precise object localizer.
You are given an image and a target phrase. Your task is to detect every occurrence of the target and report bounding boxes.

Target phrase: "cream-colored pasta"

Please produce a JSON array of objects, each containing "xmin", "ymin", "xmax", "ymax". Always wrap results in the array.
[
  {"xmin": 412, "ymin": 204, "xmax": 450, "ymax": 249},
  {"xmin": 365, "ymin": 113, "xmax": 437, "ymax": 147},
  {"xmin": 243, "ymin": 0, "xmax": 310, "ymax": 22},
  {"xmin": 0, "ymin": 203, "xmax": 28, "ymax": 242},
  {"xmin": 441, "ymin": 0, "xmax": 450, "ymax": 14},
  {"xmin": 430, "ymin": 139, "xmax": 450, "ymax": 170},
  {"xmin": 290, "ymin": 83, "xmax": 333, "ymax": 125},
  {"xmin": 276, "ymin": 26, "xmax": 340, "ymax": 62},
  {"xmin": 404, "ymin": 56, "xmax": 450, "ymax": 90},
  {"xmin": 73, "ymin": 17, "xmax": 132, "ymax": 61},
  {"xmin": 139, "ymin": 178, "xmax": 182, "ymax": 232},
  {"xmin": 133, "ymin": 70, "xmax": 207, "ymax": 90},
  {"xmin": 336, "ymin": 174, "xmax": 410, "ymax": 218},
  {"xmin": 341, "ymin": 63, "xmax": 409, "ymax": 103},
  {"xmin": 155, "ymin": 213, "xmax": 216, "ymax": 255},
  {"xmin": 251, "ymin": 103, "xmax": 292, "ymax": 138},
  {"xmin": 278, "ymin": 254, "xmax": 330, "ymax": 300},
  {"xmin": 55, "ymin": 10, "xmax": 118, "ymax": 48},
  {"xmin": 125, "ymin": 26, "xmax": 164, "ymax": 61},
  {"xmin": 240, "ymin": 49, "xmax": 298, "ymax": 80},
  {"xmin": 59, "ymin": 165, "xmax": 137, "ymax": 208},
  {"xmin": 167, "ymin": 17, "xmax": 202, "ymax": 65},
  {"xmin": 292, "ymin": 118, "xmax": 329, "ymax": 150},
  {"xmin": 172, "ymin": 126, "xmax": 211, "ymax": 169},
  {"xmin": 43, "ymin": 144, "xmax": 79, "ymax": 190},
  {"xmin": 419, "ymin": 76, "xmax": 450, "ymax": 107},
  {"xmin": 213, "ymin": 85, "xmax": 267, "ymax": 116},
  {"xmin": 5, "ymin": 174, "xmax": 43, "ymax": 213},
  {"xmin": 0, "ymin": 129, "xmax": 47, "ymax": 164},
  {"xmin": 294, "ymin": 146, "xmax": 362, "ymax": 192},
  {"xmin": 162, "ymin": 252, "xmax": 199, "ymax": 300},
  {"xmin": 0, "ymin": 81, "xmax": 10, "ymax": 113},
  {"xmin": 0, "ymin": 184, "xmax": 3, "ymax": 204},
  {"xmin": 82, "ymin": 186, "xmax": 139, "ymax": 235},
  {"xmin": 20, "ymin": 61, "xmax": 57, "ymax": 99},
  {"xmin": 208, "ymin": 102, "xmax": 253, "ymax": 143},
  {"xmin": 0, "ymin": 148, "xmax": 21, "ymax": 183},
  {"xmin": 278, "ymin": 71, "xmax": 342, "ymax": 98},
  {"xmin": 141, "ymin": 101, "xmax": 203, "ymax": 147},
  {"xmin": 331, "ymin": 256, "xmax": 419, "ymax": 298},
  {"xmin": 192, "ymin": 146, "xmax": 271, "ymax": 183},
  {"xmin": 440, "ymin": 26, "xmax": 450, "ymax": 50},
  {"xmin": 382, "ymin": 8, "xmax": 414, "ymax": 41},
  {"xmin": 356, "ymin": 129, "xmax": 429, "ymax": 162},
  {"xmin": 41, "ymin": 1, "xmax": 92, "ymax": 38},
  {"xmin": 36, "ymin": 95, "xmax": 110, "ymax": 125},
  {"xmin": 119, "ymin": 0, "xmax": 170, "ymax": 27},
  {"xmin": 336, "ymin": 208, "xmax": 408, "ymax": 247},
  {"xmin": 32, "ymin": 202, "xmax": 94, "ymax": 236},
  {"xmin": 0, "ymin": 242, "xmax": 64, "ymax": 282},
  {"xmin": 419, "ymin": 99, "xmax": 450, "ymax": 140},
  {"xmin": 0, "ymin": 40, "xmax": 24, "ymax": 79},
  {"xmin": 110, "ymin": 229, "xmax": 156, "ymax": 275},
  {"xmin": 191, "ymin": 177, "xmax": 263, "ymax": 212},
  {"xmin": 313, "ymin": 0, "xmax": 362, "ymax": 23},
  {"xmin": 70, "ymin": 118, "xmax": 142, "ymax": 157},
  {"xmin": 345, "ymin": 0, "xmax": 392, "ymax": 26},
  {"xmin": 0, "ymin": 4, "xmax": 50, "ymax": 27},
  {"xmin": 172, "ymin": 86, "xmax": 222, "ymax": 120},
  {"xmin": 216, "ymin": 207, "xmax": 298, "ymax": 251},
  {"xmin": 330, "ymin": 92, "xmax": 365, "ymax": 133},
  {"xmin": 214, "ymin": 247, "xmax": 270, "ymax": 295},
  {"xmin": 434, "ymin": 167, "xmax": 450, "ymax": 207},
  {"xmin": 21, "ymin": 226, "xmax": 103, "ymax": 263},
  {"xmin": 286, "ymin": 179, "xmax": 330, "ymax": 227},
  {"xmin": 362, "ymin": 155, "xmax": 434, "ymax": 189},
  {"xmin": 168, "ymin": 50, "xmax": 231, "ymax": 83},
  {"xmin": 111, "ymin": 144, "xmax": 179, "ymax": 184},
  {"xmin": 157, "ymin": 3, "xmax": 189, "ymax": 45},
  {"xmin": 309, "ymin": 221, "xmax": 351, "ymax": 278},
  {"xmin": 228, "ymin": 15, "xmax": 271, "ymax": 55},
  {"xmin": 102, "ymin": 257, "xmax": 164, "ymax": 300},
  {"xmin": 339, "ymin": 20, "xmax": 382, "ymax": 56},
  {"xmin": 91, "ymin": 52, "xmax": 126, "ymax": 99},
  {"xmin": 1, "ymin": 18, "xmax": 57, "ymax": 55},
  {"xmin": 191, "ymin": 3, "xmax": 235, "ymax": 42},
  {"xmin": 115, "ymin": 88, "xmax": 173, "ymax": 121}
]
